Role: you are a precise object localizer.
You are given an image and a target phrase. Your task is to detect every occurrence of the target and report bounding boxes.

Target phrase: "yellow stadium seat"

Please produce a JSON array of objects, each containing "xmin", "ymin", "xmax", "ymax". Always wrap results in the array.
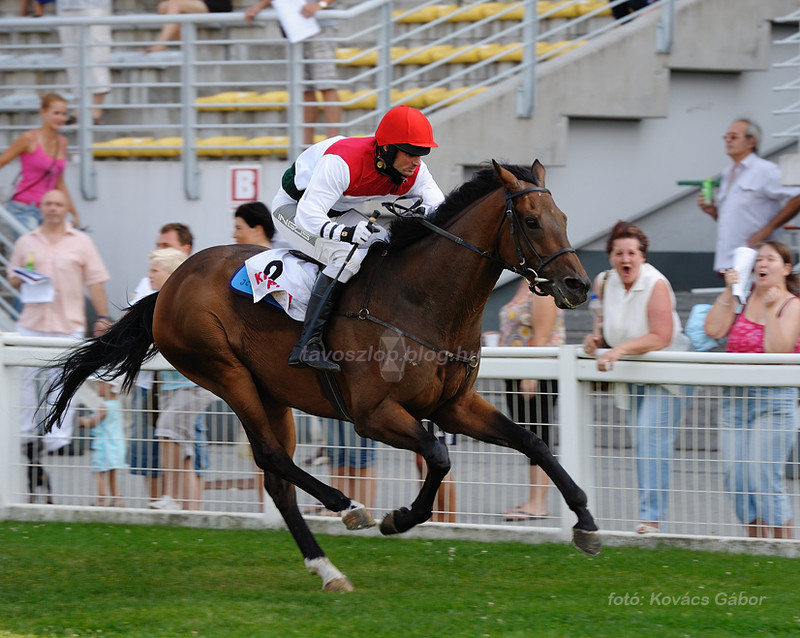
[
  {"xmin": 197, "ymin": 136, "xmax": 248, "ymax": 157},
  {"xmin": 476, "ymin": 43, "xmax": 503, "ymax": 61},
  {"xmin": 393, "ymin": 88, "xmax": 427, "ymax": 109},
  {"xmin": 238, "ymin": 91, "xmax": 289, "ymax": 111},
  {"xmin": 225, "ymin": 136, "xmax": 277, "ymax": 157},
  {"xmin": 577, "ymin": 0, "xmax": 612, "ymax": 16},
  {"xmin": 336, "ymin": 48, "xmax": 379, "ymax": 66},
  {"xmin": 446, "ymin": 86, "xmax": 488, "ymax": 104},
  {"xmin": 497, "ymin": 42, "xmax": 523, "ymax": 62},
  {"xmin": 537, "ymin": 1, "xmax": 553, "ymax": 15},
  {"xmin": 450, "ymin": 45, "xmax": 481, "ymax": 64},
  {"xmin": 547, "ymin": 39, "xmax": 587, "ymax": 57},
  {"xmin": 131, "ymin": 137, "xmax": 184, "ymax": 158},
  {"xmin": 92, "ymin": 137, "xmax": 155, "ymax": 158},
  {"xmin": 427, "ymin": 44, "xmax": 457, "ymax": 62},
  {"xmin": 497, "ymin": 2, "xmax": 524, "ymax": 20},
  {"xmin": 392, "ymin": 5, "xmax": 441, "ymax": 23},
  {"xmin": 445, "ymin": 3, "xmax": 487, "ymax": 21},
  {"xmin": 394, "ymin": 46, "xmax": 434, "ymax": 66},
  {"xmin": 479, "ymin": 2, "xmax": 508, "ymax": 18},
  {"xmin": 339, "ymin": 89, "xmax": 378, "ymax": 110},
  {"xmin": 195, "ymin": 91, "xmax": 259, "ymax": 112},
  {"xmin": 421, "ymin": 86, "xmax": 450, "ymax": 107},
  {"xmin": 548, "ymin": 1, "xmax": 580, "ymax": 18}
]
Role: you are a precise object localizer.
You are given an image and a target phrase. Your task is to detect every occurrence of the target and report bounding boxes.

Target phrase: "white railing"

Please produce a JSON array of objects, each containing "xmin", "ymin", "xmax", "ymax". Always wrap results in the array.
[{"xmin": 1, "ymin": 334, "xmax": 799, "ymax": 555}]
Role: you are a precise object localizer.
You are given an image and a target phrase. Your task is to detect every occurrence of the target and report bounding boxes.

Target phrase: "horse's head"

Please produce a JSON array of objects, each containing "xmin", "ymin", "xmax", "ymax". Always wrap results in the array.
[{"xmin": 492, "ymin": 159, "xmax": 590, "ymax": 309}]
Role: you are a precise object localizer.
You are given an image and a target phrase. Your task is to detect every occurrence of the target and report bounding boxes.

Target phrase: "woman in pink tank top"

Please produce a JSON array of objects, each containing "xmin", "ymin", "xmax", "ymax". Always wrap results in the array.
[
  {"xmin": 0, "ymin": 92, "xmax": 81, "ymax": 236},
  {"xmin": 705, "ymin": 240, "xmax": 800, "ymax": 539}
]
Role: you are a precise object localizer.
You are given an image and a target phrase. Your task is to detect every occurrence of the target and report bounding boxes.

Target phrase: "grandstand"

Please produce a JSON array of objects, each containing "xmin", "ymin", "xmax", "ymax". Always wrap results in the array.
[{"xmin": 0, "ymin": 0, "xmax": 797, "ymax": 321}]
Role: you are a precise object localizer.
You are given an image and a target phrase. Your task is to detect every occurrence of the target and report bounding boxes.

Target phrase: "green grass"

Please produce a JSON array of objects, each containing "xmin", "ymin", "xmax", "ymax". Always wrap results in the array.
[{"xmin": 1, "ymin": 521, "xmax": 798, "ymax": 637}]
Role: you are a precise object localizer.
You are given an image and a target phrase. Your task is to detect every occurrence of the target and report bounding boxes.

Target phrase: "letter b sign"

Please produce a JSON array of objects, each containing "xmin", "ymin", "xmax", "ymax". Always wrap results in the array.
[{"xmin": 229, "ymin": 165, "xmax": 261, "ymax": 208}]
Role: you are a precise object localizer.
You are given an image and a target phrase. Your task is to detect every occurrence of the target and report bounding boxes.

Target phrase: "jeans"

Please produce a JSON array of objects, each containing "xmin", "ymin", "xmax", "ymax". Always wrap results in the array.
[
  {"xmin": 6, "ymin": 200, "xmax": 42, "ymax": 239},
  {"xmin": 721, "ymin": 386, "xmax": 796, "ymax": 526},
  {"xmin": 628, "ymin": 383, "xmax": 688, "ymax": 527}
]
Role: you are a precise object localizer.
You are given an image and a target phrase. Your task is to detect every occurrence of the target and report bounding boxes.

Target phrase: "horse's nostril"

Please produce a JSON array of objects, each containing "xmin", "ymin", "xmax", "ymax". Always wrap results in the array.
[{"xmin": 565, "ymin": 277, "xmax": 590, "ymax": 294}]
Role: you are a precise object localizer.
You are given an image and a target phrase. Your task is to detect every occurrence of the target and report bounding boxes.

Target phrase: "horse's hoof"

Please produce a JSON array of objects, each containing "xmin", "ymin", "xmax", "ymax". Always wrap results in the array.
[
  {"xmin": 342, "ymin": 505, "xmax": 375, "ymax": 530},
  {"xmin": 379, "ymin": 512, "xmax": 400, "ymax": 536},
  {"xmin": 323, "ymin": 577, "xmax": 354, "ymax": 593},
  {"xmin": 572, "ymin": 528, "xmax": 602, "ymax": 556}
]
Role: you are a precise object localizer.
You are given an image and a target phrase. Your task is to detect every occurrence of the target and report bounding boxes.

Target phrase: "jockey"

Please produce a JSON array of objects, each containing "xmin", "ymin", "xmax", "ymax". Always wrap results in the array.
[{"xmin": 272, "ymin": 104, "xmax": 445, "ymax": 372}]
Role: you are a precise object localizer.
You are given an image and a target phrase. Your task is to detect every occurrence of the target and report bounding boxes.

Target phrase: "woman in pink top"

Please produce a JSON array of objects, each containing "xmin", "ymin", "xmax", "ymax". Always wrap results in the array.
[
  {"xmin": 0, "ymin": 93, "xmax": 81, "ymax": 236},
  {"xmin": 705, "ymin": 240, "xmax": 800, "ymax": 538}
]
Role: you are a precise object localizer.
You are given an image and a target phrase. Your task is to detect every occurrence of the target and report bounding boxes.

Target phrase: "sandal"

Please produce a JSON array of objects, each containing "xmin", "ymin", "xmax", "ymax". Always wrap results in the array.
[
  {"xmin": 635, "ymin": 522, "xmax": 659, "ymax": 534},
  {"xmin": 504, "ymin": 507, "xmax": 547, "ymax": 521}
]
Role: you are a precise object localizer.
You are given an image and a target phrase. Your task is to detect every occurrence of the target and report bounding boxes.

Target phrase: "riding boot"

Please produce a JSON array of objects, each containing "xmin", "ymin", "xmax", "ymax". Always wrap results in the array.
[{"xmin": 288, "ymin": 273, "xmax": 344, "ymax": 372}]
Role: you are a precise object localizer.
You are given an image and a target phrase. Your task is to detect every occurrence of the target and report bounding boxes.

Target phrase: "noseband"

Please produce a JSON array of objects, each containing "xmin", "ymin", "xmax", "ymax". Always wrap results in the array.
[{"xmin": 502, "ymin": 186, "xmax": 577, "ymax": 295}]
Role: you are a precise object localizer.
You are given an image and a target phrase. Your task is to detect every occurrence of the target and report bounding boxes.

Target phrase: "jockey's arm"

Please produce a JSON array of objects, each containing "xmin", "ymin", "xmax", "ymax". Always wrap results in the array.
[
  {"xmin": 411, "ymin": 162, "xmax": 445, "ymax": 213},
  {"xmin": 295, "ymin": 155, "xmax": 352, "ymax": 237}
]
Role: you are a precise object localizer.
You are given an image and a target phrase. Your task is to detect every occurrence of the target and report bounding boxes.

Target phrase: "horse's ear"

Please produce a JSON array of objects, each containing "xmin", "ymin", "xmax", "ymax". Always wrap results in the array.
[
  {"xmin": 531, "ymin": 159, "xmax": 546, "ymax": 187},
  {"xmin": 492, "ymin": 159, "xmax": 521, "ymax": 191}
]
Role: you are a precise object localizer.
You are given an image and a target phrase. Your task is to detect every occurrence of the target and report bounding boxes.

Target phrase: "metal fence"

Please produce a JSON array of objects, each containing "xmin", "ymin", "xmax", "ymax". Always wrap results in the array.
[{"xmin": 2, "ymin": 334, "xmax": 799, "ymax": 555}]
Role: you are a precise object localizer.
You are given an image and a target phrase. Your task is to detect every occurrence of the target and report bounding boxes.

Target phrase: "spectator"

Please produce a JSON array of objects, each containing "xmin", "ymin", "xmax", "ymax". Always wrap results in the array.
[
  {"xmin": 147, "ymin": 247, "xmax": 215, "ymax": 511},
  {"xmin": 19, "ymin": 0, "xmax": 52, "ymax": 17},
  {"xmin": 697, "ymin": 118, "xmax": 800, "ymax": 275},
  {"xmin": 245, "ymin": 0, "xmax": 342, "ymax": 145},
  {"xmin": 147, "ymin": 0, "xmax": 233, "ymax": 54},
  {"xmin": 7, "ymin": 189, "xmax": 110, "ymax": 499},
  {"xmin": 582, "ymin": 220, "xmax": 689, "ymax": 534},
  {"xmin": 307, "ymin": 418, "xmax": 377, "ymax": 515},
  {"xmin": 232, "ymin": 200, "xmax": 275, "ymax": 247},
  {"xmin": 499, "ymin": 279, "xmax": 564, "ymax": 521},
  {"xmin": 705, "ymin": 240, "xmax": 800, "ymax": 539},
  {"xmin": 126, "ymin": 224, "xmax": 193, "ymax": 505},
  {"xmin": 77, "ymin": 378, "xmax": 128, "ymax": 507},
  {"xmin": 0, "ymin": 93, "xmax": 81, "ymax": 235},
  {"xmin": 57, "ymin": 0, "xmax": 112, "ymax": 125}
]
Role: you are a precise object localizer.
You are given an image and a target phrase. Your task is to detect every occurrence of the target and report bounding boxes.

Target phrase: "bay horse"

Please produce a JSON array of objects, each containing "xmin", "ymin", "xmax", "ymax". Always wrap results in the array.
[{"xmin": 44, "ymin": 160, "xmax": 600, "ymax": 592}]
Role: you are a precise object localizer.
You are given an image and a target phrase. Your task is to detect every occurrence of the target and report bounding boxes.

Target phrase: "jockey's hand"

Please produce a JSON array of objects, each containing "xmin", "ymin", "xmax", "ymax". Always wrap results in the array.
[{"xmin": 339, "ymin": 220, "xmax": 377, "ymax": 245}]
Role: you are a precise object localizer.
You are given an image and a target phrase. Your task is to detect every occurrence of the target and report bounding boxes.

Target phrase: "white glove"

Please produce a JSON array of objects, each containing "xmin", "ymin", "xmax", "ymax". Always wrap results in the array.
[{"xmin": 338, "ymin": 220, "xmax": 376, "ymax": 245}]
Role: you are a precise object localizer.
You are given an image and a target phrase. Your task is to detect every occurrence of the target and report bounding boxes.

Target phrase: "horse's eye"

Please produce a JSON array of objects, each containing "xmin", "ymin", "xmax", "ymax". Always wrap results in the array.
[{"xmin": 525, "ymin": 217, "xmax": 540, "ymax": 230}]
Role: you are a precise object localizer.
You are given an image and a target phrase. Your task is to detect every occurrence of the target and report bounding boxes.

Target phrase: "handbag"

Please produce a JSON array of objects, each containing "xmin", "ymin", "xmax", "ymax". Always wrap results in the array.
[{"xmin": 684, "ymin": 304, "xmax": 724, "ymax": 351}]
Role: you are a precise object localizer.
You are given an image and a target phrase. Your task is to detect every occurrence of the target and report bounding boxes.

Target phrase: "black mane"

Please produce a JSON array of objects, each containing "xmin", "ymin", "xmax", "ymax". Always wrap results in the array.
[{"xmin": 388, "ymin": 163, "xmax": 539, "ymax": 248}]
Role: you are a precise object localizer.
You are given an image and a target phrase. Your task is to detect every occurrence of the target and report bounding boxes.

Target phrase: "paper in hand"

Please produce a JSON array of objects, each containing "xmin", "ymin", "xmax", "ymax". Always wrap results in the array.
[
  {"xmin": 13, "ymin": 267, "xmax": 55, "ymax": 303},
  {"xmin": 272, "ymin": 0, "xmax": 321, "ymax": 43},
  {"xmin": 731, "ymin": 246, "xmax": 757, "ymax": 304}
]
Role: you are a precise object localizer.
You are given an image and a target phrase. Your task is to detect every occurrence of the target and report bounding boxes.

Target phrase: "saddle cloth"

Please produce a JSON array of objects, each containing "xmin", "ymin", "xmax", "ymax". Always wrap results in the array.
[{"xmin": 229, "ymin": 248, "xmax": 319, "ymax": 321}]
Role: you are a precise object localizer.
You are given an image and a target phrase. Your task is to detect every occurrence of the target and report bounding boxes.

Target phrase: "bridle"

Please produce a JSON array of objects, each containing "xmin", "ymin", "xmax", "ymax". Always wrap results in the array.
[
  {"xmin": 392, "ymin": 185, "xmax": 577, "ymax": 296},
  {"xmin": 500, "ymin": 186, "xmax": 577, "ymax": 296}
]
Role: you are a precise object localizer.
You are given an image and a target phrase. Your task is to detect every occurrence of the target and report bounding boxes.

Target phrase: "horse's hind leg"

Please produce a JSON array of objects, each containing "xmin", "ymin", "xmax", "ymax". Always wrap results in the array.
[
  {"xmin": 261, "ymin": 469, "xmax": 353, "ymax": 592},
  {"xmin": 434, "ymin": 391, "xmax": 601, "ymax": 556}
]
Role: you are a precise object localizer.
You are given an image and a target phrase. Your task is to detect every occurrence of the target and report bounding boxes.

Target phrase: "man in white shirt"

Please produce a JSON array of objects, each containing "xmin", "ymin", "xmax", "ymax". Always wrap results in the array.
[{"xmin": 698, "ymin": 118, "xmax": 800, "ymax": 274}]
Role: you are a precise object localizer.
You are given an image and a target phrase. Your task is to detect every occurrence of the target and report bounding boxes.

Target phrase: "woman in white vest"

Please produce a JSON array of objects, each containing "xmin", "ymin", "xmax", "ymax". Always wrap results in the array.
[{"xmin": 583, "ymin": 220, "xmax": 689, "ymax": 535}]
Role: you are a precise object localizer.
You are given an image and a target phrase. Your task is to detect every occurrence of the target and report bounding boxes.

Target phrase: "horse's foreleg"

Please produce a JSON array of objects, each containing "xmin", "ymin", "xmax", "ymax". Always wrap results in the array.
[
  {"xmin": 433, "ymin": 391, "xmax": 601, "ymax": 556},
  {"xmin": 261, "ymin": 470, "xmax": 353, "ymax": 592},
  {"xmin": 357, "ymin": 406, "xmax": 449, "ymax": 535}
]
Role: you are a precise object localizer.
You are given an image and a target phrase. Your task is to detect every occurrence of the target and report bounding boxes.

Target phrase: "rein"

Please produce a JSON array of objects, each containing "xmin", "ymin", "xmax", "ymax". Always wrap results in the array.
[
  {"xmin": 413, "ymin": 186, "xmax": 576, "ymax": 295},
  {"xmin": 340, "ymin": 183, "xmax": 575, "ymax": 371}
]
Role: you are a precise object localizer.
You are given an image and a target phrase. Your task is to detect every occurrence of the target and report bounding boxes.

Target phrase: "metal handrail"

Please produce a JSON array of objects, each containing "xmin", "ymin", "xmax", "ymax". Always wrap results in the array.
[{"xmin": 0, "ymin": 0, "xmax": 669, "ymax": 199}]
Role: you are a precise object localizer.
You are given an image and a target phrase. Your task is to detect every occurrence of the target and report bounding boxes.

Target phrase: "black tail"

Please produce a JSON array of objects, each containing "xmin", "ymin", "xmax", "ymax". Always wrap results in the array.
[{"xmin": 42, "ymin": 292, "xmax": 160, "ymax": 433}]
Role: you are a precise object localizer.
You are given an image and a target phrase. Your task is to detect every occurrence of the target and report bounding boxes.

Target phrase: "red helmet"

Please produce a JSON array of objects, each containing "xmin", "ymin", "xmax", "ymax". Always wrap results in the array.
[{"xmin": 374, "ymin": 105, "xmax": 438, "ymax": 156}]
